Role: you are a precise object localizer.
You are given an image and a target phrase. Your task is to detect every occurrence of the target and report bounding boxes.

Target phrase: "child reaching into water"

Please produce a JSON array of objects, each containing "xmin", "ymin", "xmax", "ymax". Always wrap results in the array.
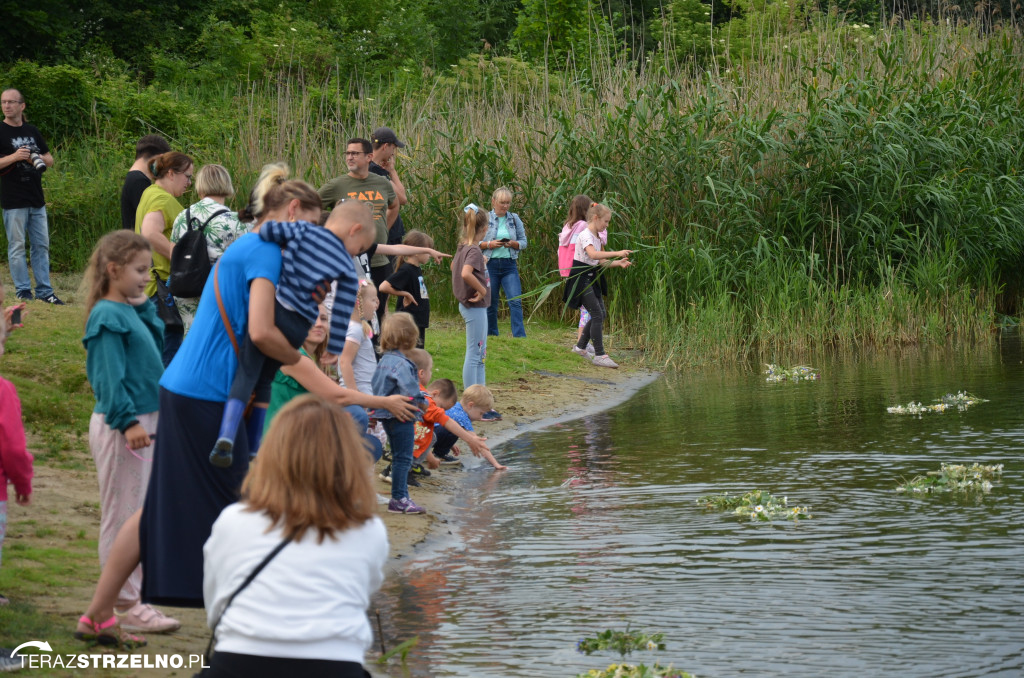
[
  {"xmin": 563, "ymin": 202, "xmax": 631, "ymax": 369},
  {"xmin": 370, "ymin": 313, "xmax": 428, "ymax": 514},
  {"xmin": 81, "ymin": 232, "xmax": 179, "ymax": 634},
  {"xmin": 378, "ymin": 230, "xmax": 434, "ymax": 348},
  {"xmin": 432, "ymin": 384, "xmax": 508, "ymax": 470},
  {"xmin": 210, "ymin": 198, "xmax": 377, "ymax": 468},
  {"xmin": 379, "ymin": 349, "xmax": 496, "ymax": 484}
]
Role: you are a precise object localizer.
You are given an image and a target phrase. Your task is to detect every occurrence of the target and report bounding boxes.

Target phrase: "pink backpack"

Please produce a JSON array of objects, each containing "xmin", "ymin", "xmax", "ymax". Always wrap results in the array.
[
  {"xmin": 558, "ymin": 220, "xmax": 587, "ymax": 277},
  {"xmin": 558, "ymin": 220, "xmax": 606, "ymax": 276}
]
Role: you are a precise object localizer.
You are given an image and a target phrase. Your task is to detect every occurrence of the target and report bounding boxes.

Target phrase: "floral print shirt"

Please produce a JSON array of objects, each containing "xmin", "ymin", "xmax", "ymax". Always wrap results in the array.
[{"xmin": 170, "ymin": 197, "xmax": 250, "ymax": 333}]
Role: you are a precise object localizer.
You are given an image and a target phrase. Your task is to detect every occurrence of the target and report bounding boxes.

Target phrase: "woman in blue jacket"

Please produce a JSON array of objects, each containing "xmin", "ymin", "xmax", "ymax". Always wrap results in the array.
[{"xmin": 480, "ymin": 186, "xmax": 528, "ymax": 338}]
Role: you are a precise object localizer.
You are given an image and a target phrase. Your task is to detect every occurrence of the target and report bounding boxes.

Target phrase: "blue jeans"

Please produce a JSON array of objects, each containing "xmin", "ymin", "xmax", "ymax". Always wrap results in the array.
[
  {"xmin": 459, "ymin": 303, "xmax": 487, "ymax": 388},
  {"xmin": 486, "ymin": 258, "xmax": 526, "ymax": 337},
  {"xmin": 345, "ymin": 405, "xmax": 382, "ymax": 462},
  {"xmin": 163, "ymin": 326, "xmax": 184, "ymax": 368},
  {"xmin": 383, "ymin": 418, "xmax": 415, "ymax": 500},
  {"xmin": 3, "ymin": 206, "xmax": 53, "ymax": 298}
]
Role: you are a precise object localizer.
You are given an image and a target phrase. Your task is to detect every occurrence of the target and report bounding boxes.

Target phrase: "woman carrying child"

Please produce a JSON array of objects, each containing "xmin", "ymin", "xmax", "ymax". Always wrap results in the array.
[
  {"xmin": 73, "ymin": 164, "xmax": 418, "ymax": 644},
  {"xmin": 80, "ymin": 231, "xmax": 179, "ymax": 637},
  {"xmin": 378, "ymin": 229, "xmax": 434, "ymax": 348},
  {"xmin": 563, "ymin": 202, "xmax": 631, "ymax": 369},
  {"xmin": 200, "ymin": 396, "xmax": 387, "ymax": 677}
]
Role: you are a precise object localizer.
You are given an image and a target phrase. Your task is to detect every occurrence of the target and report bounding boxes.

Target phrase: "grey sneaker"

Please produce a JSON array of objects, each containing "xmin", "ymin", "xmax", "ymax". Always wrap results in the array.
[
  {"xmin": 0, "ymin": 648, "xmax": 25, "ymax": 673},
  {"xmin": 571, "ymin": 345, "xmax": 593, "ymax": 360},
  {"xmin": 592, "ymin": 354, "xmax": 619, "ymax": 368},
  {"xmin": 585, "ymin": 342, "xmax": 596, "ymax": 358}
]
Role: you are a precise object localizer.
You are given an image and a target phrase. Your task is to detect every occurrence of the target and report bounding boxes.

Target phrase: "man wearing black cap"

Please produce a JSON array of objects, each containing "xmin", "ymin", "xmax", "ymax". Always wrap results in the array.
[{"xmin": 368, "ymin": 126, "xmax": 408, "ymax": 248}]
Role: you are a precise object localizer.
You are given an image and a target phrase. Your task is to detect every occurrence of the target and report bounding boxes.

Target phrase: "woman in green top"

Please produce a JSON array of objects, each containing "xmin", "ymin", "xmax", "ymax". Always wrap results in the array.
[
  {"xmin": 265, "ymin": 304, "xmax": 406, "ymax": 462},
  {"xmin": 135, "ymin": 151, "xmax": 192, "ymax": 367}
]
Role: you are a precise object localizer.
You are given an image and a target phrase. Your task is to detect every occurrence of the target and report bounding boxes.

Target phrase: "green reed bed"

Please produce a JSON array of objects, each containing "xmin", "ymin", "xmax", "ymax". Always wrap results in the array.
[{"xmin": 4, "ymin": 18, "xmax": 1022, "ymax": 362}]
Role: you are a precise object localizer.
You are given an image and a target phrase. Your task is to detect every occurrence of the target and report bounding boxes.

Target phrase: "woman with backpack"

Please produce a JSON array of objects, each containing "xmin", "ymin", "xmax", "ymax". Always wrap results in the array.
[
  {"xmin": 136, "ymin": 151, "xmax": 192, "ymax": 366},
  {"xmin": 169, "ymin": 164, "xmax": 248, "ymax": 335}
]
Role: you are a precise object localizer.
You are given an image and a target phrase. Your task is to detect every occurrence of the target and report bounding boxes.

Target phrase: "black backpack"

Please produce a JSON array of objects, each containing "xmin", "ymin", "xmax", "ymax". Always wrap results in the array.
[{"xmin": 169, "ymin": 206, "xmax": 229, "ymax": 298}]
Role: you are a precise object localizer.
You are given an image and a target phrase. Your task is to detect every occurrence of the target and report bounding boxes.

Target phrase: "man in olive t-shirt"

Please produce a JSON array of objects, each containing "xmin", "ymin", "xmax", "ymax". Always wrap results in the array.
[{"xmin": 319, "ymin": 137, "xmax": 396, "ymax": 324}]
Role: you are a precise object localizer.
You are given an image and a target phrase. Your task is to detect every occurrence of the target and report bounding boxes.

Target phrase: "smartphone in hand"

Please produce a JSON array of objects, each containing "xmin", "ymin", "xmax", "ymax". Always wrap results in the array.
[{"xmin": 11, "ymin": 307, "xmax": 22, "ymax": 325}]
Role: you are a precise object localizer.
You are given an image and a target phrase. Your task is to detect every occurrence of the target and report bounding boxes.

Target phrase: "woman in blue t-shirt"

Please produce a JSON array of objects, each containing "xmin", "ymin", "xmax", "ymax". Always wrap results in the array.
[{"xmin": 74, "ymin": 164, "xmax": 418, "ymax": 645}]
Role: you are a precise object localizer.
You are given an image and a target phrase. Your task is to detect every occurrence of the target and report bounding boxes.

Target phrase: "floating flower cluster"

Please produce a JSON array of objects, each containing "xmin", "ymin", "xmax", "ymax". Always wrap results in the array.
[
  {"xmin": 577, "ymin": 629, "xmax": 665, "ymax": 656},
  {"xmin": 887, "ymin": 391, "xmax": 988, "ymax": 415},
  {"xmin": 764, "ymin": 364, "xmax": 820, "ymax": 383},
  {"xmin": 896, "ymin": 463, "xmax": 1004, "ymax": 494},
  {"xmin": 697, "ymin": 489, "xmax": 811, "ymax": 521},
  {"xmin": 577, "ymin": 663, "xmax": 694, "ymax": 678}
]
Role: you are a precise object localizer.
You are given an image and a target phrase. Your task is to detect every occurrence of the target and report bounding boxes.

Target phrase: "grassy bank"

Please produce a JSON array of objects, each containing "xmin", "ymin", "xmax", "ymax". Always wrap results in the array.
[{"xmin": 2, "ymin": 18, "xmax": 1022, "ymax": 359}]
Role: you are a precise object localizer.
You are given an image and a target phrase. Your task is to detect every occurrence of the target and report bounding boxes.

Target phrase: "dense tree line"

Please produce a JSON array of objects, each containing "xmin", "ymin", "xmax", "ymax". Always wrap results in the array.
[{"xmin": 3, "ymin": 0, "xmax": 1018, "ymax": 83}]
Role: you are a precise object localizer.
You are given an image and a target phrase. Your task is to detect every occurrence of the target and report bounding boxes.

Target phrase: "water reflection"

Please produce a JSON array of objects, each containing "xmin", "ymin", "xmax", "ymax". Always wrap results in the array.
[{"xmin": 374, "ymin": 338, "xmax": 1024, "ymax": 677}]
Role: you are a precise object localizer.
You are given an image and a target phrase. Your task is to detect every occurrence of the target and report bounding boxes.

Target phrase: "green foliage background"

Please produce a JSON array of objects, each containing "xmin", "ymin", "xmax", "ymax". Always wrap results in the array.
[{"xmin": 1, "ymin": 2, "xmax": 1023, "ymax": 360}]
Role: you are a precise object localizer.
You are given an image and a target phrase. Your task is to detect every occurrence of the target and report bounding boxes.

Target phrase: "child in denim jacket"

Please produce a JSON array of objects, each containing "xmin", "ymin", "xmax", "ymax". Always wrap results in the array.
[{"xmin": 370, "ymin": 313, "xmax": 427, "ymax": 514}]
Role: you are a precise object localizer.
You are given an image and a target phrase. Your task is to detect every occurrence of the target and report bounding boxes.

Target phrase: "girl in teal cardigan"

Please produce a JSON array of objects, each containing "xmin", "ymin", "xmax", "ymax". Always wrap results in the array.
[{"xmin": 81, "ymin": 231, "xmax": 179, "ymax": 638}]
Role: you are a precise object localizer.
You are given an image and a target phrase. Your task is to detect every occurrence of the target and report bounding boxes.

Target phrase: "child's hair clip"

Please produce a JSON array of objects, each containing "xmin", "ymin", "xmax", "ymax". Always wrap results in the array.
[
  {"xmin": 358, "ymin": 279, "xmax": 372, "ymax": 287},
  {"xmin": 464, "ymin": 203, "xmax": 481, "ymax": 213}
]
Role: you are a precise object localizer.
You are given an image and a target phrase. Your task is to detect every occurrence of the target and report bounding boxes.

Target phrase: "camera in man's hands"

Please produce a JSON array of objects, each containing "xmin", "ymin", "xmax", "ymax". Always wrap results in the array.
[{"xmin": 26, "ymin": 145, "xmax": 46, "ymax": 172}]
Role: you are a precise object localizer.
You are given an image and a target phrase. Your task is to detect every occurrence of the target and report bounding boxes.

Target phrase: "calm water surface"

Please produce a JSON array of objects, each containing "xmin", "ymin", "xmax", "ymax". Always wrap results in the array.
[{"xmin": 374, "ymin": 338, "xmax": 1024, "ymax": 677}]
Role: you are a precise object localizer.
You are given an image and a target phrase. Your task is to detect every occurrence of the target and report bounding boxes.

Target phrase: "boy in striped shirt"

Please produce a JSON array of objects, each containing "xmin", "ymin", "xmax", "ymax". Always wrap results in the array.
[{"xmin": 210, "ymin": 200, "xmax": 376, "ymax": 467}]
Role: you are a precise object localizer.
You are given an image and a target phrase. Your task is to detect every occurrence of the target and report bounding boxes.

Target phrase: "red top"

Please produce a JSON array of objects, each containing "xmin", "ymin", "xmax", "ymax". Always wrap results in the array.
[
  {"xmin": 413, "ymin": 390, "xmax": 450, "ymax": 460},
  {"xmin": 0, "ymin": 376, "xmax": 33, "ymax": 501}
]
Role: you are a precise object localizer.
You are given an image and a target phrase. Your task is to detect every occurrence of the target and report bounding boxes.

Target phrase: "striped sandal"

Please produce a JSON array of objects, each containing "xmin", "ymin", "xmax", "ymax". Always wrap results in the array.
[{"xmin": 74, "ymin": 614, "xmax": 147, "ymax": 649}]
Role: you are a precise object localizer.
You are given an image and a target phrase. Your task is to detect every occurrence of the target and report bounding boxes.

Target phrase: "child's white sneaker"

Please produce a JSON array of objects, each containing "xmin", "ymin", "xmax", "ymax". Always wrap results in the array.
[
  {"xmin": 592, "ymin": 354, "xmax": 619, "ymax": 368},
  {"xmin": 571, "ymin": 345, "xmax": 593, "ymax": 360}
]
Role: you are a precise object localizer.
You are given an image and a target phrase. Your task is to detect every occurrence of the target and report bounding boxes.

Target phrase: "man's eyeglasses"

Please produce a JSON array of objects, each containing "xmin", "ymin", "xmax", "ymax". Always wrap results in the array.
[
  {"xmin": 0, "ymin": 100, "xmax": 23, "ymax": 105},
  {"xmin": 344, "ymin": 151, "xmax": 365, "ymax": 157}
]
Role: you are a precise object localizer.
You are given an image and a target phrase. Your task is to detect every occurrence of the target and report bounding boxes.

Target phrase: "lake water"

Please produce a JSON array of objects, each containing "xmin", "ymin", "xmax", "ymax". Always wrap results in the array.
[{"xmin": 373, "ymin": 337, "xmax": 1024, "ymax": 677}]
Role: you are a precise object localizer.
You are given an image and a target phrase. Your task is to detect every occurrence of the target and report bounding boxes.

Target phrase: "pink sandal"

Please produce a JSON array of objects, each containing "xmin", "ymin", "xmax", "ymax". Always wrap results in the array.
[{"xmin": 74, "ymin": 614, "xmax": 146, "ymax": 648}]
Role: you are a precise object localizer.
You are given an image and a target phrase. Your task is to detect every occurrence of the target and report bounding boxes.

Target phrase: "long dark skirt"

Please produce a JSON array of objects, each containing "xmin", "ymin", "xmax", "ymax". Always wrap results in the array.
[
  {"xmin": 141, "ymin": 388, "xmax": 250, "ymax": 608},
  {"xmin": 197, "ymin": 652, "xmax": 370, "ymax": 678}
]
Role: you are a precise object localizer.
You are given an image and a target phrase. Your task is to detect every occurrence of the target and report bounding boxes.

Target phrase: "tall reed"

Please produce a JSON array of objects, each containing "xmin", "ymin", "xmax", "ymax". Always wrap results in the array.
[{"xmin": 13, "ymin": 17, "xmax": 1022, "ymax": 362}]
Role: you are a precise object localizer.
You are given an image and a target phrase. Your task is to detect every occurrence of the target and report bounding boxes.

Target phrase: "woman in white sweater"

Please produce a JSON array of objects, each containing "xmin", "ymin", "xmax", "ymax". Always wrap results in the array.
[{"xmin": 201, "ymin": 395, "xmax": 388, "ymax": 677}]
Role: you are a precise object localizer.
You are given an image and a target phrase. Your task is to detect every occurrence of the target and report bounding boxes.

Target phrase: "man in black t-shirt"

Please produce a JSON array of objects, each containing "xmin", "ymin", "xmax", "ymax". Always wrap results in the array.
[
  {"xmin": 119, "ymin": 134, "xmax": 171, "ymax": 230},
  {"xmin": 368, "ymin": 127, "xmax": 408, "ymax": 247},
  {"xmin": 0, "ymin": 89, "xmax": 62, "ymax": 304}
]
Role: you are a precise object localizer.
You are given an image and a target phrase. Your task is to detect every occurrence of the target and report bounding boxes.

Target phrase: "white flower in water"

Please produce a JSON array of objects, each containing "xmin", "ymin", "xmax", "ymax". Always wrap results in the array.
[
  {"xmin": 755, "ymin": 505, "xmax": 764, "ymax": 513},
  {"xmin": 646, "ymin": 640, "xmax": 658, "ymax": 650}
]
